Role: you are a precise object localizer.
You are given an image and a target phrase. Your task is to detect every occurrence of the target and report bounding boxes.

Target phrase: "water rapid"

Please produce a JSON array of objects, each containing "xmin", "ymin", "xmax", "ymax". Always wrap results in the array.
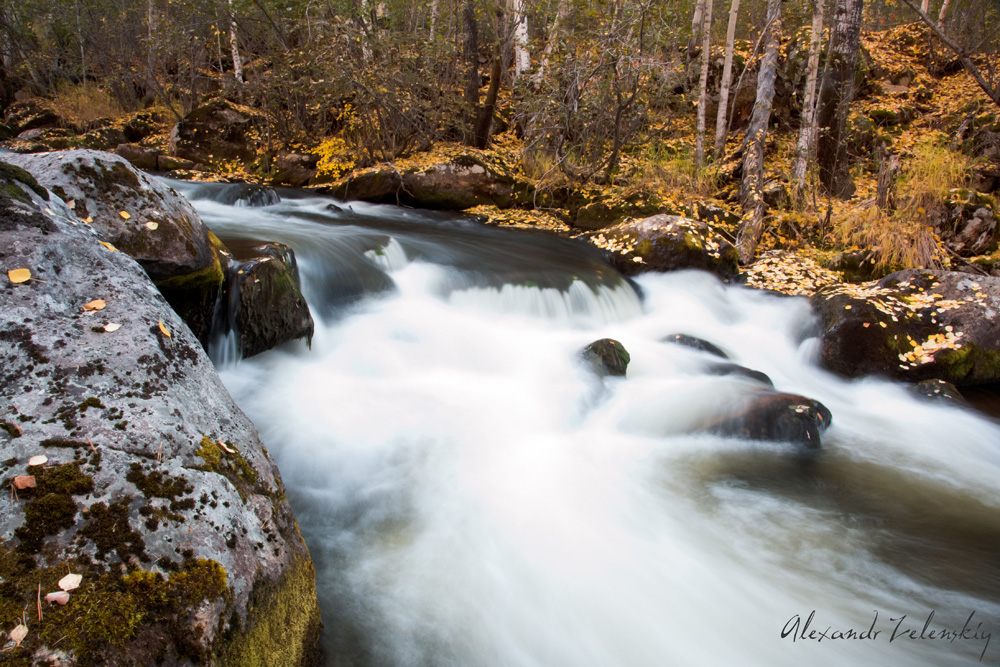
[{"xmin": 174, "ymin": 181, "xmax": 1000, "ymax": 666}]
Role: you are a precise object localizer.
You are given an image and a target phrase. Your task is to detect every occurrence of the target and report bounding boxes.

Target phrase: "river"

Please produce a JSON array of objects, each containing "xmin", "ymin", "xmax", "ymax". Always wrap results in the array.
[{"xmin": 172, "ymin": 181, "xmax": 1000, "ymax": 666}]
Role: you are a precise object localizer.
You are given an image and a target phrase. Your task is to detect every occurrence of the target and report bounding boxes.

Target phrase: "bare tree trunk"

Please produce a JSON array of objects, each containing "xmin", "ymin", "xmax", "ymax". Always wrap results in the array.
[
  {"xmin": 429, "ymin": 0, "xmax": 439, "ymax": 39},
  {"xmin": 712, "ymin": 0, "xmax": 741, "ymax": 159},
  {"xmin": 511, "ymin": 0, "xmax": 530, "ymax": 77},
  {"xmin": 816, "ymin": 0, "xmax": 864, "ymax": 198},
  {"xmin": 228, "ymin": 0, "xmax": 244, "ymax": 87},
  {"xmin": 535, "ymin": 0, "xmax": 569, "ymax": 83},
  {"xmin": 687, "ymin": 0, "xmax": 707, "ymax": 63},
  {"xmin": 792, "ymin": 0, "xmax": 825, "ymax": 194},
  {"xmin": 919, "ymin": 0, "xmax": 929, "ymax": 12},
  {"xmin": 463, "ymin": 0, "xmax": 480, "ymax": 107},
  {"xmin": 936, "ymin": 0, "xmax": 951, "ymax": 27},
  {"xmin": 735, "ymin": 0, "xmax": 781, "ymax": 265},
  {"xmin": 474, "ymin": 41, "xmax": 503, "ymax": 148},
  {"xmin": 875, "ymin": 143, "xmax": 900, "ymax": 210},
  {"xmin": 694, "ymin": 0, "xmax": 714, "ymax": 168}
]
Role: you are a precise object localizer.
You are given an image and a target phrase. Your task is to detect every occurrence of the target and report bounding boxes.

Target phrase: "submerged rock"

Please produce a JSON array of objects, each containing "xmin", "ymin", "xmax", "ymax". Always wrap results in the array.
[
  {"xmin": 662, "ymin": 333, "xmax": 729, "ymax": 358},
  {"xmin": 580, "ymin": 338, "xmax": 631, "ymax": 377},
  {"xmin": 587, "ymin": 215, "xmax": 740, "ymax": 280},
  {"xmin": 908, "ymin": 378, "xmax": 967, "ymax": 405},
  {"xmin": 705, "ymin": 362, "xmax": 774, "ymax": 387},
  {"xmin": 2, "ymin": 150, "xmax": 225, "ymax": 344},
  {"xmin": 227, "ymin": 243, "xmax": 314, "ymax": 359},
  {"xmin": 0, "ymin": 178, "xmax": 322, "ymax": 664},
  {"xmin": 812, "ymin": 269, "xmax": 1000, "ymax": 386},
  {"xmin": 702, "ymin": 391, "xmax": 832, "ymax": 449}
]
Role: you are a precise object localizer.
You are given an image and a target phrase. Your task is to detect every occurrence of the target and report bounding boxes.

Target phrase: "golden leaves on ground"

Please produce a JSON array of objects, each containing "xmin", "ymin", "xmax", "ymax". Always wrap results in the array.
[
  {"xmin": 744, "ymin": 251, "xmax": 842, "ymax": 295},
  {"xmin": 7, "ymin": 268, "xmax": 31, "ymax": 284},
  {"xmin": 83, "ymin": 299, "xmax": 106, "ymax": 311},
  {"xmin": 158, "ymin": 320, "xmax": 171, "ymax": 338},
  {"xmin": 119, "ymin": 211, "xmax": 131, "ymax": 219}
]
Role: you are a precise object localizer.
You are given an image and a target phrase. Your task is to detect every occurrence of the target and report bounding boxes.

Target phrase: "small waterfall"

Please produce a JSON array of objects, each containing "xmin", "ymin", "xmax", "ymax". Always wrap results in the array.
[
  {"xmin": 364, "ymin": 237, "xmax": 409, "ymax": 272},
  {"xmin": 207, "ymin": 256, "xmax": 243, "ymax": 366}
]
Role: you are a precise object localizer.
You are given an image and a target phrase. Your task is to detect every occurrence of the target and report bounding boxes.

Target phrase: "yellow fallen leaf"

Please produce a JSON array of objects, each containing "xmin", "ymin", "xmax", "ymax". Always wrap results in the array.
[
  {"xmin": 13, "ymin": 475, "xmax": 35, "ymax": 489},
  {"xmin": 158, "ymin": 320, "xmax": 171, "ymax": 338},
  {"xmin": 104, "ymin": 322, "xmax": 122, "ymax": 332},
  {"xmin": 58, "ymin": 573, "xmax": 82, "ymax": 592},
  {"xmin": 119, "ymin": 211, "xmax": 131, "ymax": 219},
  {"xmin": 7, "ymin": 268, "xmax": 31, "ymax": 284},
  {"xmin": 45, "ymin": 591, "xmax": 70, "ymax": 606},
  {"xmin": 145, "ymin": 222, "xmax": 158, "ymax": 231},
  {"xmin": 27, "ymin": 455, "xmax": 47, "ymax": 466},
  {"xmin": 9, "ymin": 624, "xmax": 27, "ymax": 646},
  {"xmin": 83, "ymin": 299, "xmax": 106, "ymax": 311},
  {"xmin": 83, "ymin": 216, "xmax": 93, "ymax": 224},
  {"xmin": 66, "ymin": 199, "xmax": 76, "ymax": 209},
  {"xmin": 99, "ymin": 241, "xmax": 117, "ymax": 252}
]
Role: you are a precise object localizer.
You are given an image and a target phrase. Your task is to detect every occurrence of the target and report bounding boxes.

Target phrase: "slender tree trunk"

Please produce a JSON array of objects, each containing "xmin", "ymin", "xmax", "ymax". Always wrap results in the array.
[
  {"xmin": 511, "ymin": 0, "xmax": 530, "ymax": 77},
  {"xmin": 228, "ymin": 0, "xmax": 244, "ymax": 87},
  {"xmin": 816, "ymin": 0, "xmax": 864, "ymax": 198},
  {"xmin": 687, "ymin": 0, "xmax": 707, "ymax": 63},
  {"xmin": 735, "ymin": 0, "xmax": 781, "ymax": 265},
  {"xmin": 936, "ymin": 0, "xmax": 951, "ymax": 29},
  {"xmin": 75, "ymin": 0, "xmax": 86, "ymax": 88},
  {"xmin": 713, "ymin": 0, "xmax": 741, "ymax": 159},
  {"xmin": 919, "ymin": 0, "xmax": 929, "ymax": 12},
  {"xmin": 535, "ymin": 0, "xmax": 569, "ymax": 83},
  {"xmin": 694, "ymin": 0, "xmax": 714, "ymax": 168},
  {"xmin": 429, "ymin": 0, "xmax": 438, "ymax": 39},
  {"xmin": 463, "ymin": 0, "xmax": 480, "ymax": 107},
  {"xmin": 474, "ymin": 41, "xmax": 503, "ymax": 148},
  {"xmin": 876, "ymin": 143, "xmax": 900, "ymax": 210},
  {"xmin": 792, "ymin": 0, "xmax": 825, "ymax": 194}
]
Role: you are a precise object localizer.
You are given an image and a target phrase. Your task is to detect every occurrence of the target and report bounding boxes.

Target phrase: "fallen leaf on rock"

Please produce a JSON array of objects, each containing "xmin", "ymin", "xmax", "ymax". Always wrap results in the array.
[
  {"xmin": 45, "ymin": 591, "xmax": 69, "ymax": 606},
  {"xmin": 58, "ymin": 573, "xmax": 82, "ymax": 592},
  {"xmin": 27, "ymin": 455, "xmax": 47, "ymax": 466},
  {"xmin": 145, "ymin": 222, "xmax": 158, "ymax": 231},
  {"xmin": 9, "ymin": 624, "xmax": 27, "ymax": 646},
  {"xmin": 158, "ymin": 320, "xmax": 171, "ymax": 338},
  {"xmin": 7, "ymin": 269, "xmax": 31, "ymax": 284},
  {"xmin": 217, "ymin": 439, "xmax": 235, "ymax": 454},
  {"xmin": 13, "ymin": 476, "xmax": 35, "ymax": 489},
  {"xmin": 99, "ymin": 241, "xmax": 117, "ymax": 252},
  {"xmin": 83, "ymin": 216, "xmax": 93, "ymax": 224},
  {"xmin": 83, "ymin": 299, "xmax": 106, "ymax": 311},
  {"xmin": 66, "ymin": 199, "xmax": 75, "ymax": 209},
  {"xmin": 119, "ymin": 211, "xmax": 131, "ymax": 219},
  {"xmin": 44, "ymin": 208, "xmax": 53, "ymax": 215},
  {"xmin": 104, "ymin": 322, "xmax": 122, "ymax": 332}
]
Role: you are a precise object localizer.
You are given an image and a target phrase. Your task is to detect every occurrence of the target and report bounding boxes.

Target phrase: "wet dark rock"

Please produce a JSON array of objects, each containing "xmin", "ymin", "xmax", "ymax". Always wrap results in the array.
[
  {"xmin": 157, "ymin": 154, "xmax": 197, "ymax": 171},
  {"xmin": 705, "ymin": 362, "xmax": 774, "ymax": 387},
  {"xmin": 329, "ymin": 156, "xmax": 523, "ymax": 210},
  {"xmin": 823, "ymin": 249, "xmax": 887, "ymax": 283},
  {"xmin": 228, "ymin": 243, "xmax": 314, "ymax": 358},
  {"xmin": 4, "ymin": 99, "xmax": 61, "ymax": 134},
  {"xmin": 909, "ymin": 378, "xmax": 967, "ymax": 406},
  {"xmin": 273, "ymin": 151, "xmax": 319, "ymax": 187},
  {"xmin": 0, "ymin": 183, "xmax": 322, "ymax": 664},
  {"xmin": 168, "ymin": 98, "xmax": 261, "ymax": 165},
  {"xmin": 663, "ymin": 333, "xmax": 729, "ymax": 359},
  {"xmin": 116, "ymin": 143, "xmax": 161, "ymax": 170},
  {"xmin": 812, "ymin": 269, "xmax": 1000, "ymax": 386},
  {"xmin": 589, "ymin": 215, "xmax": 740, "ymax": 280},
  {"xmin": 702, "ymin": 391, "xmax": 832, "ymax": 449},
  {"xmin": 231, "ymin": 183, "xmax": 280, "ymax": 207},
  {"xmin": 3, "ymin": 150, "xmax": 225, "ymax": 344},
  {"xmin": 580, "ymin": 338, "xmax": 631, "ymax": 377}
]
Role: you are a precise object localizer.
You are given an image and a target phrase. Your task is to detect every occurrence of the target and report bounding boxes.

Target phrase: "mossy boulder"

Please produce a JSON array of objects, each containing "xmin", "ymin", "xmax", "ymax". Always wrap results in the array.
[
  {"xmin": 168, "ymin": 98, "xmax": 262, "ymax": 166},
  {"xmin": 587, "ymin": 215, "xmax": 740, "ymax": 280},
  {"xmin": 330, "ymin": 156, "xmax": 522, "ymax": 210},
  {"xmin": 3, "ymin": 99, "xmax": 61, "ymax": 134},
  {"xmin": 936, "ymin": 189, "xmax": 998, "ymax": 257},
  {"xmin": 115, "ymin": 142, "xmax": 161, "ymax": 170},
  {"xmin": 812, "ymin": 269, "xmax": 1000, "ymax": 386},
  {"xmin": 580, "ymin": 338, "xmax": 630, "ymax": 377},
  {"xmin": 0, "ymin": 184, "xmax": 321, "ymax": 664},
  {"xmin": 224, "ymin": 243, "xmax": 314, "ymax": 359},
  {"xmin": 1, "ymin": 150, "xmax": 224, "ymax": 343}
]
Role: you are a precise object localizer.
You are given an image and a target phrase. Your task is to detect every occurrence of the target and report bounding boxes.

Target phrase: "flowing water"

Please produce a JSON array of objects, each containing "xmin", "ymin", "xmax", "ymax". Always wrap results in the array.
[{"xmin": 173, "ymin": 181, "xmax": 1000, "ymax": 666}]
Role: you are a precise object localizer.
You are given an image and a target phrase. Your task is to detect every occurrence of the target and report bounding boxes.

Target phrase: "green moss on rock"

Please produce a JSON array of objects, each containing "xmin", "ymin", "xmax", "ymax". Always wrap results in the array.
[{"xmin": 195, "ymin": 435, "xmax": 261, "ymax": 502}]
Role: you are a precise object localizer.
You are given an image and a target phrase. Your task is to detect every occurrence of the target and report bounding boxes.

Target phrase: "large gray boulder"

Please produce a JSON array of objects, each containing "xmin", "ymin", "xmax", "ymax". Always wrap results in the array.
[
  {"xmin": 0, "ymin": 170, "xmax": 322, "ymax": 664},
  {"xmin": 812, "ymin": 269, "xmax": 1000, "ymax": 386},
  {"xmin": 2, "ymin": 150, "xmax": 225, "ymax": 344}
]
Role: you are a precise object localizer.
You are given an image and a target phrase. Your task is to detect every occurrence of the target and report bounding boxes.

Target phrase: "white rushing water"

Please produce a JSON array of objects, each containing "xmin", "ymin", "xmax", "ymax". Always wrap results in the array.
[{"xmin": 175, "ymin": 183, "xmax": 1000, "ymax": 666}]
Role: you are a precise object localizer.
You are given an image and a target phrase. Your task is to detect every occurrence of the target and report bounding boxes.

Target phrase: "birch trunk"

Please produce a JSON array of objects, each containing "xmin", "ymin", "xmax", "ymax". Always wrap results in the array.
[
  {"xmin": 937, "ymin": 0, "xmax": 951, "ymax": 28},
  {"xmin": 792, "ymin": 0, "xmax": 825, "ymax": 193},
  {"xmin": 816, "ymin": 0, "xmax": 864, "ymax": 198},
  {"xmin": 712, "ymin": 0, "xmax": 741, "ymax": 159},
  {"xmin": 511, "ymin": 0, "xmax": 530, "ymax": 77},
  {"xmin": 694, "ymin": 0, "xmax": 714, "ymax": 168},
  {"xmin": 687, "ymin": 0, "xmax": 707, "ymax": 62},
  {"xmin": 535, "ymin": 0, "xmax": 569, "ymax": 83},
  {"xmin": 735, "ymin": 0, "xmax": 781, "ymax": 265},
  {"xmin": 429, "ymin": 0, "xmax": 438, "ymax": 39},
  {"xmin": 228, "ymin": 0, "xmax": 244, "ymax": 86}
]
